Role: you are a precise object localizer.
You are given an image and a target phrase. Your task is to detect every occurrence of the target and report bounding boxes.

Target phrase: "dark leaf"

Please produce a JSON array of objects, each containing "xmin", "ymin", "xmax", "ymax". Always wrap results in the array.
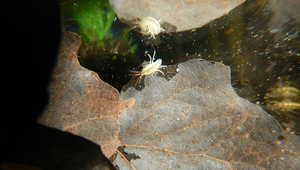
[
  {"xmin": 115, "ymin": 59, "xmax": 300, "ymax": 169},
  {"xmin": 38, "ymin": 32, "xmax": 135, "ymax": 158}
]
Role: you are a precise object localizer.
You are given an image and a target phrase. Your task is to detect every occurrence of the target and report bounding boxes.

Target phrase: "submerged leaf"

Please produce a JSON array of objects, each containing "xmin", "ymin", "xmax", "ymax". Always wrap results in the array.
[
  {"xmin": 38, "ymin": 32, "xmax": 135, "ymax": 158},
  {"xmin": 110, "ymin": 0, "xmax": 245, "ymax": 32},
  {"xmin": 115, "ymin": 59, "xmax": 300, "ymax": 169}
]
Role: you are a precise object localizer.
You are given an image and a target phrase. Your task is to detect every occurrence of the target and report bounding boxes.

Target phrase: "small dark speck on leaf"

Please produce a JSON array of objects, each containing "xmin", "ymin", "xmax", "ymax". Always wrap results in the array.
[
  {"xmin": 277, "ymin": 135, "xmax": 285, "ymax": 140},
  {"xmin": 117, "ymin": 146, "xmax": 140, "ymax": 161}
]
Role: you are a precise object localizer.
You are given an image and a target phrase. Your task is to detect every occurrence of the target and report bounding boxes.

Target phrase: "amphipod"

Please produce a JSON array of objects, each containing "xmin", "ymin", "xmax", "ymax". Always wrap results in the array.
[
  {"xmin": 269, "ymin": 100, "xmax": 300, "ymax": 113},
  {"xmin": 140, "ymin": 50, "xmax": 166, "ymax": 76},
  {"xmin": 130, "ymin": 50, "xmax": 166, "ymax": 87},
  {"xmin": 131, "ymin": 17, "xmax": 165, "ymax": 39},
  {"xmin": 267, "ymin": 81, "xmax": 300, "ymax": 99}
]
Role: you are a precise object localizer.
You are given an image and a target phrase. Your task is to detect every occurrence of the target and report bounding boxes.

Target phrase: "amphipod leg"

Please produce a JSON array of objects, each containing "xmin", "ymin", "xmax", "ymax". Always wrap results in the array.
[
  {"xmin": 129, "ymin": 25, "xmax": 138, "ymax": 31},
  {"xmin": 148, "ymin": 31, "xmax": 155, "ymax": 39},
  {"xmin": 152, "ymin": 32, "xmax": 156, "ymax": 39},
  {"xmin": 157, "ymin": 69, "xmax": 164, "ymax": 75},
  {"xmin": 147, "ymin": 54, "xmax": 152, "ymax": 64}
]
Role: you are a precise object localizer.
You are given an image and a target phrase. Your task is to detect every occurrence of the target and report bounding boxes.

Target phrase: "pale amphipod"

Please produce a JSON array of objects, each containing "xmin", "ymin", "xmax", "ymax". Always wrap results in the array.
[
  {"xmin": 140, "ymin": 50, "xmax": 166, "ymax": 76},
  {"xmin": 130, "ymin": 50, "xmax": 167, "ymax": 87},
  {"xmin": 131, "ymin": 17, "xmax": 165, "ymax": 39},
  {"xmin": 269, "ymin": 99, "xmax": 300, "ymax": 112}
]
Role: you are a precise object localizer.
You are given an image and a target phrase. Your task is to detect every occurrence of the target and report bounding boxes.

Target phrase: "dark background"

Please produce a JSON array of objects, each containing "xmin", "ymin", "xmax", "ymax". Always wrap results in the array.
[{"xmin": 1, "ymin": 0, "xmax": 61, "ymax": 162}]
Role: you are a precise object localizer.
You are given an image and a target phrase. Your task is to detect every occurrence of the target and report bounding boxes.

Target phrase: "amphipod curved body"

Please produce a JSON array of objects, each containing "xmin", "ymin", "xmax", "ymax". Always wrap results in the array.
[
  {"xmin": 138, "ymin": 17, "xmax": 164, "ymax": 39},
  {"xmin": 140, "ymin": 50, "xmax": 165, "ymax": 76},
  {"xmin": 130, "ymin": 50, "xmax": 166, "ymax": 87},
  {"xmin": 270, "ymin": 99, "xmax": 300, "ymax": 112}
]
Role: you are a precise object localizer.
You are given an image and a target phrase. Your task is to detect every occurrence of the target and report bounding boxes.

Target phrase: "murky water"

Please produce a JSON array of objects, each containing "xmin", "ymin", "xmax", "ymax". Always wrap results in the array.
[{"xmin": 61, "ymin": 0, "xmax": 300, "ymax": 135}]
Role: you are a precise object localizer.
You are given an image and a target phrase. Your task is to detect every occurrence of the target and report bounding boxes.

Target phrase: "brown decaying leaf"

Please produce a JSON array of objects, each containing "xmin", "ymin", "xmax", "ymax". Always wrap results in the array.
[
  {"xmin": 38, "ymin": 32, "xmax": 135, "ymax": 158},
  {"xmin": 109, "ymin": 0, "xmax": 245, "ymax": 32},
  {"xmin": 115, "ymin": 59, "xmax": 300, "ymax": 169}
]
